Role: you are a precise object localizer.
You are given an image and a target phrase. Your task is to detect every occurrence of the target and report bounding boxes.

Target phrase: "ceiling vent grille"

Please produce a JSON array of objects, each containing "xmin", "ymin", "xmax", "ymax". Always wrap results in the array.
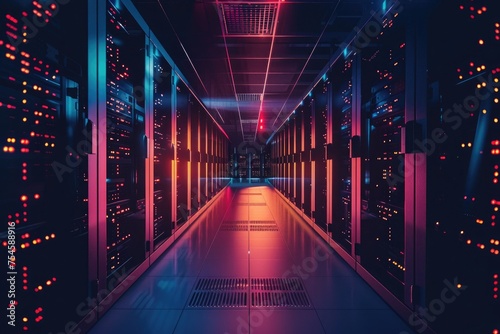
[
  {"xmin": 220, "ymin": 3, "xmax": 278, "ymax": 35},
  {"xmin": 236, "ymin": 93, "xmax": 263, "ymax": 102}
]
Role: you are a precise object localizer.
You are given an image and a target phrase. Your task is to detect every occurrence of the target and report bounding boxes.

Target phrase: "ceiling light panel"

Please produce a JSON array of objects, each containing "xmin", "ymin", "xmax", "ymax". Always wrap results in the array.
[{"xmin": 220, "ymin": 3, "xmax": 278, "ymax": 35}]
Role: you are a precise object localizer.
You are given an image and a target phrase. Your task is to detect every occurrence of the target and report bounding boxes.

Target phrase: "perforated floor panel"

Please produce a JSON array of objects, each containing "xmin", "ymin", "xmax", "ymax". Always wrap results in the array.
[
  {"xmin": 220, "ymin": 220, "xmax": 278, "ymax": 232},
  {"xmin": 187, "ymin": 277, "xmax": 311, "ymax": 309}
]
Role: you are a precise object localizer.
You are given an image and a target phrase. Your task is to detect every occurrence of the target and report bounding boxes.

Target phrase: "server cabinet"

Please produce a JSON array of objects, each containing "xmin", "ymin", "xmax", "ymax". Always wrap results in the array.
[
  {"xmin": 207, "ymin": 121, "xmax": 214, "ymax": 196},
  {"xmin": 331, "ymin": 57, "xmax": 354, "ymax": 252},
  {"xmin": 274, "ymin": 134, "xmax": 278, "ymax": 189},
  {"xmin": 237, "ymin": 153, "xmax": 247, "ymax": 178},
  {"xmin": 313, "ymin": 79, "xmax": 329, "ymax": 232},
  {"xmin": 175, "ymin": 79, "xmax": 190, "ymax": 227},
  {"xmin": 222, "ymin": 134, "xmax": 229, "ymax": 186},
  {"xmin": 221, "ymin": 137, "xmax": 230, "ymax": 187},
  {"xmin": 302, "ymin": 97, "xmax": 312, "ymax": 217},
  {"xmin": 270, "ymin": 137, "xmax": 278, "ymax": 188},
  {"xmin": 218, "ymin": 131, "xmax": 225, "ymax": 189},
  {"xmin": 276, "ymin": 132, "xmax": 282, "ymax": 191},
  {"xmin": 424, "ymin": 1, "xmax": 500, "ymax": 332},
  {"xmin": 274, "ymin": 133, "xmax": 280, "ymax": 190},
  {"xmin": 152, "ymin": 44, "xmax": 173, "ymax": 250},
  {"xmin": 219, "ymin": 134, "xmax": 225, "ymax": 187},
  {"xmin": 213, "ymin": 124, "xmax": 218, "ymax": 191},
  {"xmin": 282, "ymin": 128, "xmax": 286, "ymax": 194},
  {"xmin": 213, "ymin": 130, "xmax": 219, "ymax": 187},
  {"xmin": 0, "ymin": 1, "xmax": 92, "ymax": 332},
  {"xmin": 251, "ymin": 152, "xmax": 260, "ymax": 178},
  {"xmin": 262, "ymin": 146, "xmax": 271, "ymax": 178},
  {"xmin": 283, "ymin": 126, "xmax": 288, "ymax": 194},
  {"xmin": 200, "ymin": 110, "xmax": 208, "ymax": 204},
  {"xmin": 0, "ymin": 1, "xmax": 231, "ymax": 332},
  {"xmin": 285, "ymin": 121, "xmax": 292, "ymax": 199},
  {"xmin": 294, "ymin": 109, "xmax": 302, "ymax": 207},
  {"xmin": 190, "ymin": 98, "xmax": 200, "ymax": 214},
  {"xmin": 105, "ymin": 0, "xmax": 147, "ymax": 292},
  {"xmin": 359, "ymin": 11, "xmax": 407, "ymax": 301},
  {"xmin": 282, "ymin": 125, "xmax": 287, "ymax": 192},
  {"xmin": 282, "ymin": 129, "xmax": 286, "ymax": 194},
  {"xmin": 266, "ymin": 2, "xmax": 497, "ymax": 332},
  {"xmin": 229, "ymin": 145, "xmax": 235, "ymax": 178}
]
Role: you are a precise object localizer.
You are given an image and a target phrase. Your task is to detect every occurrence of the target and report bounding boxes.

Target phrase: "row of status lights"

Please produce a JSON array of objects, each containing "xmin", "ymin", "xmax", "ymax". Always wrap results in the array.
[
  {"xmin": 494, "ymin": 274, "xmax": 499, "ymax": 300},
  {"xmin": 2, "ymin": 233, "xmax": 56, "ymax": 249},
  {"xmin": 465, "ymin": 239, "xmax": 500, "ymax": 255}
]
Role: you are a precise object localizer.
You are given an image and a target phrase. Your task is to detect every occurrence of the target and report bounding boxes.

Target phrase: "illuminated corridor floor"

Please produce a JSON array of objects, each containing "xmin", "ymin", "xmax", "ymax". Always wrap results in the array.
[{"xmin": 88, "ymin": 181, "xmax": 416, "ymax": 334}]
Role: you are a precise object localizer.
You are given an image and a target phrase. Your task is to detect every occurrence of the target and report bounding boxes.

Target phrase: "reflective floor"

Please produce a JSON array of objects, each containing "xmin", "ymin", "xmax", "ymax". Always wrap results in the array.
[{"xmin": 88, "ymin": 181, "xmax": 416, "ymax": 334}]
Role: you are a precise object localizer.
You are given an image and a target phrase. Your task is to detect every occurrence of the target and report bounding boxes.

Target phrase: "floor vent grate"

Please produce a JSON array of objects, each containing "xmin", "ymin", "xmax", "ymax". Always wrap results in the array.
[
  {"xmin": 188, "ymin": 277, "xmax": 311, "ymax": 309},
  {"xmin": 220, "ymin": 221, "xmax": 278, "ymax": 231},
  {"xmin": 250, "ymin": 220, "xmax": 276, "ymax": 225},
  {"xmin": 251, "ymin": 291, "xmax": 311, "ymax": 308},
  {"xmin": 250, "ymin": 225, "xmax": 278, "ymax": 231},
  {"xmin": 195, "ymin": 278, "xmax": 248, "ymax": 291},
  {"xmin": 250, "ymin": 220, "xmax": 278, "ymax": 231},
  {"xmin": 220, "ymin": 224, "xmax": 248, "ymax": 231},
  {"xmin": 251, "ymin": 277, "xmax": 304, "ymax": 291},
  {"xmin": 235, "ymin": 202, "xmax": 268, "ymax": 206},
  {"xmin": 220, "ymin": 221, "xmax": 247, "ymax": 231},
  {"xmin": 188, "ymin": 291, "xmax": 247, "ymax": 308}
]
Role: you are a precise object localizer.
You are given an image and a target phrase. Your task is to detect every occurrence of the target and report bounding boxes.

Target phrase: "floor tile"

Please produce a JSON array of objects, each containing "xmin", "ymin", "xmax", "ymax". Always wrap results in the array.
[
  {"xmin": 199, "ymin": 258, "xmax": 249, "ymax": 277},
  {"xmin": 249, "ymin": 246, "xmax": 292, "ymax": 260},
  {"xmin": 88, "ymin": 183, "xmax": 416, "ymax": 334},
  {"xmin": 316, "ymin": 309, "xmax": 417, "ymax": 334},
  {"xmin": 249, "ymin": 310, "xmax": 325, "ymax": 334},
  {"xmin": 88, "ymin": 309, "xmax": 182, "ymax": 334},
  {"xmin": 174, "ymin": 310, "xmax": 248, "ymax": 334},
  {"xmin": 113, "ymin": 276, "xmax": 197, "ymax": 309},
  {"xmin": 304, "ymin": 276, "xmax": 390, "ymax": 310},
  {"xmin": 206, "ymin": 244, "xmax": 250, "ymax": 259},
  {"xmin": 249, "ymin": 258, "xmax": 296, "ymax": 277},
  {"xmin": 145, "ymin": 254, "xmax": 205, "ymax": 277}
]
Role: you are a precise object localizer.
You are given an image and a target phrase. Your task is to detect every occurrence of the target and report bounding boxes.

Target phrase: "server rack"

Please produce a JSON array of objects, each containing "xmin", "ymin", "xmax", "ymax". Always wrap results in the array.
[
  {"xmin": 105, "ymin": 0, "xmax": 147, "ymax": 293},
  {"xmin": 262, "ymin": 146, "xmax": 271, "ymax": 178},
  {"xmin": 237, "ymin": 153, "xmax": 247, "ymax": 178},
  {"xmin": 222, "ymin": 131, "xmax": 229, "ymax": 187},
  {"xmin": 251, "ymin": 153, "xmax": 260, "ymax": 178},
  {"xmin": 0, "ymin": 2, "xmax": 91, "ymax": 332},
  {"xmin": 312, "ymin": 79, "xmax": 329, "ymax": 232},
  {"xmin": 359, "ymin": 10, "xmax": 407, "ymax": 301},
  {"xmin": 283, "ymin": 126, "xmax": 288, "ymax": 195},
  {"xmin": 152, "ymin": 44, "xmax": 173, "ymax": 250},
  {"xmin": 270, "ymin": 2, "xmax": 436, "ymax": 332},
  {"xmin": 212, "ymin": 123, "xmax": 218, "ymax": 190},
  {"xmin": 425, "ymin": 1, "xmax": 500, "ymax": 332},
  {"xmin": 286, "ymin": 119, "xmax": 292, "ymax": 199},
  {"xmin": 293, "ymin": 105, "xmax": 302, "ymax": 208},
  {"xmin": 301, "ymin": 93, "xmax": 312, "ymax": 218},
  {"xmin": 209, "ymin": 122, "xmax": 215, "ymax": 194},
  {"xmin": 273, "ymin": 132, "xmax": 280, "ymax": 190},
  {"xmin": 0, "ymin": 1, "xmax": 231, "ymax": 332},
  {"xmin": 200, "ymin": 110, "xmax": 208, "ymax": 204},
  {"xmin": 175, "ymin": 79, "xmax": 190, "ymax": 226},
  {"xmin": 190, "ymin": 97, "xmax": 200, "ymax": 215},
  {"xmin": 331, "ymin": 57, "xmax": 354, "ymax": 252}
]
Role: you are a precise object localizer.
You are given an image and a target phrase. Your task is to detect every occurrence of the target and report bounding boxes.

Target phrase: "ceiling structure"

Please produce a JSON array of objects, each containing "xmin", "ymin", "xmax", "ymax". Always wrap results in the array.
[{"xmin": 131, "ymin": 0, "xmax": 372, "ymax": 146}]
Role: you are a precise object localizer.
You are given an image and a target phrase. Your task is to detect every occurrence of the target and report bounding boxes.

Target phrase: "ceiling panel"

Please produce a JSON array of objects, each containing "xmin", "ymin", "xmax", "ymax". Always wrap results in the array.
[
  {"xmin": 219, "ymin": 3, "xmax": 278, "ymax": 35},
  {"xmin": 131, "ymin": 0, "xmax": 371, "ymax": 144}
]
